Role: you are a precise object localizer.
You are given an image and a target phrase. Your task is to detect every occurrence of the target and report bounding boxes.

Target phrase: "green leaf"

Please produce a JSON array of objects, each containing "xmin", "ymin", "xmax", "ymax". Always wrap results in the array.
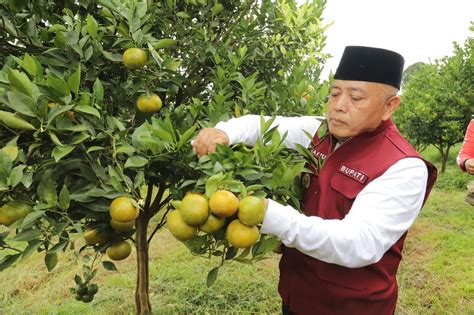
[
  {"xmin": 152, "ymin": 38, "xmax": 177, "ymax": 49},
  {"xmin": 8, "ymin": 69, "xmax": 33, "ymax": 97},
  {"xmin": 177, "ymin": 125, "xmax": 197, "ymax": 148},
  {"xmin": 47, "ymin": 105, "xmax": 74, "ymax": 126},
  {"xmin": 47, "ymin": 74, "xmax": 70, "ymax": 96},
  {"xmin": 48, "ymin": 24, "xmax": 67, "ymax": 33},
  {"xmin": 52, "ymin": 145, "xmax": 75, "ymax": 162},
  {"xmin": 49, "ymin": 131, "xmax": 63, "ymax": 146},
  {"xmin": 87, "ymin": 146, "xmax": 105, "ymax": 153},
  {"xmin": 75, "ymin": 105, "xmax": 100, "ymax": 118},
  {"xmin": 176, "ymin": 11, "xmax": 190, "ymax": 18},
  {"xmin": 6, "ymin": 91, "xmax": 37, "ymax": 117},
  {"xmin": 21, "ymin": 53, "xmax": 37, "ymax": 76},
  {"xmin": 68, "ymin": 65, "xmax": 81, "ymax": 95},
  {"xmin": 206, "ymin": 267, "xmax": 219, "ymax": 287},
  {"xmin": 38, "ymin": 177, "xmax": 58, "ymax": 206},
  {"xmin": 48, "ymin": 241, "xmax": 68, "ymax": 254},
  {"xmin": 93, "ymin": 78, "xmax": 104, "ymax": 102},
  {"xmin": 0, "ymin": 254, "xmax": 21, "ymax": 272},
  {"xmin": 0, "ymin": 110, "xmax": 35, "ymax": 130},
  {"xmin": 124, "ymin": 156, "xmax": 148, "ymax": 168},
  {"xmin": 102, "ymin": 51, "xmax": 122, "ymax": 62},
  {"xmin": 136, "ymin": 1, "xmax": 148, "ymax": 18},
  {"xmin": 9, "ymin": 165, "xmax": 25, "ymax": 188},
  {"xmin": 225, "ymin": 247, "xmax": 238, "ymax": 260},
  {"xmin": 59, "ymin": 185, "xmax": 70, "ymax": 211},
  {"xmin": 21, "ymin": 240, "xmax": 42, "ymax": 260},
  {"xmin": 134, "ymin": 171, "xmax": 145, "ymax": 189},
  {"xmin": 12, "ymin": 229, "xmax": 42, "ymax": 242},
  {"xmin": 21, "ymin": 211, "xmax": 45, "ymax": 229},
  {"xmin": 86, "ymin": 14, "xmax": 99, "ymax": 38},
  {"xmin": 45, "ymin": 253, "xmax": 58, "ymax": 272},
  {"xmin": 103, "ymin": 261, "xmax": 117, "ymax": 271}
]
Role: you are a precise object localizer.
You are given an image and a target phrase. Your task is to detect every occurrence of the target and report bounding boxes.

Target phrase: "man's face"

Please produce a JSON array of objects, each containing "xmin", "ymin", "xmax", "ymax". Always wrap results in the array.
[{"xmin": 327, "ymin": 80, "xmax": 400, "ymax": 141}]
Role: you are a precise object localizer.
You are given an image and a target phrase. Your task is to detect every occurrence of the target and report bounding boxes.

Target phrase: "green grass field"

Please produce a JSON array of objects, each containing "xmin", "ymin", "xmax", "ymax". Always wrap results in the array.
[{"xmin": 0, "ymin": 145, "xmax": 473, "ymax": 314}]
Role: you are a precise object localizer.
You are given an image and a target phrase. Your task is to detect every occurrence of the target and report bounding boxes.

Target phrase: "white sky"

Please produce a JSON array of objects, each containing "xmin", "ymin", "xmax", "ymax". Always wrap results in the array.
[{"xmin": 318, "ymin": 0, "xmax": 474, "ymax": 79}]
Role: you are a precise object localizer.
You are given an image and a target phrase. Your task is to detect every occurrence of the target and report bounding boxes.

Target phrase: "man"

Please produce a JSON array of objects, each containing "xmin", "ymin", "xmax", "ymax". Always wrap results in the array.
[{"xmin": 193, "ymin": 46, "xmax": 437, "ymax": 315}]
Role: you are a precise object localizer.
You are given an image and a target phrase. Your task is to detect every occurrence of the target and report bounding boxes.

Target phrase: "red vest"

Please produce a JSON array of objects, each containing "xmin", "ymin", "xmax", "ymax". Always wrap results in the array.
[{"xmin": 279, "ymin": 120, "xmax": 437, "ymax": 315}]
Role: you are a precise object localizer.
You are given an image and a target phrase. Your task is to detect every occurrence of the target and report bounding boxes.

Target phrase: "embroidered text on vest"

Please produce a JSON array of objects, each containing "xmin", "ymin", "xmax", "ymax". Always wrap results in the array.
[{"xmin": 338, "ymin": 165, "xmax": 368, "ymax": 184}]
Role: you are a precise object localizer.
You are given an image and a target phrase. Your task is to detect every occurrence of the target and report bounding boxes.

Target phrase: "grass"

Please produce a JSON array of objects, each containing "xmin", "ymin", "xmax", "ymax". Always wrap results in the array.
[{"xmin": 0, "ymin": 150, "xmax": 473, "ymax": 314}]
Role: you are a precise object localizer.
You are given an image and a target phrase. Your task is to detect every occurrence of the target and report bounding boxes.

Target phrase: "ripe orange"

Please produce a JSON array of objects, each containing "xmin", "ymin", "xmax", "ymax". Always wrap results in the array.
[
  {"xmin": 110, "ymin": 219, "xmax": 135, "ymax": 232},
  {"xmin": 0, "ymin": 200, "xmax": 33, "ymax": 226},
  {"xmin": 136, "ymin": 93, "xmax": 162, "ymax": 113},
  {"xmin": 84, "ymin": 227, "xmax": 109, "ymax": 245},
  {"xmin": 303, "ymin": 84, "xmax": 315, "ymax": 101},
  {"xmin": 238, "ymin": 196, "xmax": 265, "ymax": 226},
  {"xmin": 122, "ymin": 48, "xmax": 148, "ymax": 69},
  {"xmin": 167, "ymin": 210, "xmax": 197, "ymax": 241},
  {"xmin": 226, "ymin": 219, "xmax": 260, "ymax": 248},
  {"xmin": 199, "ymin": 213, "xmax": 225, "ymax": 234},
  {"xmin": 106, "ymin": 240, "xmax": 132, "ymax": 261},
  {"xmin": 180, "ymin": 194, "xmax": 209, "ymax": 226},
  {"xmin": 109, "ymin": 196, "xmax": 139, "ymax": 222},
  {"xmin": 209, "ymin": 190, "xmax": 239, "ymax": 218}
]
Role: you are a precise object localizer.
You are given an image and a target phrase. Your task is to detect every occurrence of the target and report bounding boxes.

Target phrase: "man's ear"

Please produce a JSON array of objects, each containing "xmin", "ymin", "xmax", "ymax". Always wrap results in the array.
[{"xmin": 382, "ymin": 95, "xmax": 401, "ymax": 121}]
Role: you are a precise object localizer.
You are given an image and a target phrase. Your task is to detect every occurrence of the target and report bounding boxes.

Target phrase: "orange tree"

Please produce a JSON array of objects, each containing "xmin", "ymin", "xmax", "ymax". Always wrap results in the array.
[{"xmin": 0, "ymin": 0, "xmax": 329, "ymax": 313}]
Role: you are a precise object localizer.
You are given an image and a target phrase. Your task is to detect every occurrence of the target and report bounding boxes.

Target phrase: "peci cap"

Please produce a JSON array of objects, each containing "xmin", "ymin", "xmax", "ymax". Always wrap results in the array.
[{"xmin": 334, "ymin": 46, "xmax": 405, "ymax": 89}]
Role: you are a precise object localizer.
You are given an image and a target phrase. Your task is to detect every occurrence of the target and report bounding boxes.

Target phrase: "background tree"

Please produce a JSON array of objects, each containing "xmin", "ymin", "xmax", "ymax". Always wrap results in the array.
[
  {"xmin": 0, "ymin": 0, "xmax": 329, "ymax": 313},
  {"xmin": 395, "ymin": 25, "xmax": 473, "ymax": 172}
]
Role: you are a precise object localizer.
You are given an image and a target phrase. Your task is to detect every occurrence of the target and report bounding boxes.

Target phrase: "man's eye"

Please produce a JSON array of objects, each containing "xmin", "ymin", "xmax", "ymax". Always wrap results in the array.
[{"xmin": 351, "ymin": 97, "xmax": 362, "ymax": 101}]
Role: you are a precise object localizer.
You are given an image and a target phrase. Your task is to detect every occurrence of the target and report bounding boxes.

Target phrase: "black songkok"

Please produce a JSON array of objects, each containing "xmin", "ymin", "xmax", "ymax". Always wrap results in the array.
[{"xmin": 334, "ymin": 46, "xmax": 405, "ymax": 89}]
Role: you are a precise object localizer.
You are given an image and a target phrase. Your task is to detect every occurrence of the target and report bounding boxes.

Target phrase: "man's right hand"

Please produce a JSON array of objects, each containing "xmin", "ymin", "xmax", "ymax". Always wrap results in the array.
[
  {"xmin": 192, "ymin": 128, "xmax": 230, "ymax": 157},
  {"xmin": 466, "ymin": 158, "xmax": 474, "ymax": 175}
]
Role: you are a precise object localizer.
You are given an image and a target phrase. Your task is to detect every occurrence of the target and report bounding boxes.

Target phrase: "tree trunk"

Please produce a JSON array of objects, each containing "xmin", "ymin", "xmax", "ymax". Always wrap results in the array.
[
  {"xmin": 135, "ymin": 213, "xmax": 152, "ymax": 315},
  {"xmin": 440, "ymin": 146, "xmax": 450, "ymax": 173}
]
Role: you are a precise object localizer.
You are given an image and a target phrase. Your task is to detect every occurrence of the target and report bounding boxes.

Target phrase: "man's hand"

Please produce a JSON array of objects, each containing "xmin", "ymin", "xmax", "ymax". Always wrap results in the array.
[
  {"xmin": 193, "ymin": 128, "xmax": 230, "ymax": 157},
  {"xmin": 466, "ymin": 158, "xmax": 474, "ymax": 175}
]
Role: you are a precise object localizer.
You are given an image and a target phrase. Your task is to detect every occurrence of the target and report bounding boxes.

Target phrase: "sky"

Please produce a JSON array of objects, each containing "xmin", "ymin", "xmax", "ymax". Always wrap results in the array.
[{"xmin": 318, "ymin": 0, "xmax": 474, "ymax": 79}]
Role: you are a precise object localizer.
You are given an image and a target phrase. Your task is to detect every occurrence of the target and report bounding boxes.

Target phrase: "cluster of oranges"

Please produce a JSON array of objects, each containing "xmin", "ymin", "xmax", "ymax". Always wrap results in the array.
[
  {"xmin": 122, "ymin": 47, "xmax": 163, "ymax": 113},
  {"xmin": 83, "ymin": 196, "xmax": 138, "ymax": 261},
  {"xmin": 167, "ymin": 190, "xmax": 265, "ymax": 249}
]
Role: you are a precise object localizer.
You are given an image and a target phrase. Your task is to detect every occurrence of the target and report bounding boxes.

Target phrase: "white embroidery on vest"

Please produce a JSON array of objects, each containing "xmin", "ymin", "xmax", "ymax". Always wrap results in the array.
[{"xmin": 338, "ymin": 165, "xmax": 368, "ymax": 184}]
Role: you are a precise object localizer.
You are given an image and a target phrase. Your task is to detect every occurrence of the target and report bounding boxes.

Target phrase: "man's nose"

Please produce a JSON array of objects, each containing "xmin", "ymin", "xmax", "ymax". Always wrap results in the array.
[{"xmin": 331, "ymin": 95, "xmax": 348, "ymax": 112}]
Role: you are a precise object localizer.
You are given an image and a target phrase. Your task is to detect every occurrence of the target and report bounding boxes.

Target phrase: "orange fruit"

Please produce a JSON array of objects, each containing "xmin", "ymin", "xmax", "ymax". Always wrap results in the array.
[
  {"xmin": 110, "ymin": 219, "xmax": 135, "ymax": 232},
  {"xmin": 199, "ymin": 213, "xmax": 225, "ymax": 234},
  {"xmin": 167, "ymin": 210, "xmax": 197, "ymax": 241},
  {"xmin": 238, "ymin": 196, "xmax": 265, "ymax": 226},
  {"xmin": 303, "ymin": 84, "xmax": 315, "ymax": 101},
  {"xmin": 136, "ymin": 93, "xmax": 162, "ymax": 113},
  {"xmin": 209, "ymin": 190, "xmax": 239, "ymax": 218},
  {"xmin": 180, "ymin": 194, "xmax": 209, "ymax": 226},
  {"xmin": 0, "ymin": 200, "xmax": 32, "ymax": 226},
  {"xmin": 84, "ymin": 227, "xmax": 108, "ymax": 245},
  {"xmin": 109, "ymin": 196, "xmax": 139, "ymax": 222},
  {"xmin": 122, "ymin": 48, "xmax": 148, "ymax": 69},
  {"xmin": 106, "ymin": 240, "xmax": 132, "ymax": 261},
  {"xmin": 226, "ymin": 219, "xmax": 260, "ymax": 248}
]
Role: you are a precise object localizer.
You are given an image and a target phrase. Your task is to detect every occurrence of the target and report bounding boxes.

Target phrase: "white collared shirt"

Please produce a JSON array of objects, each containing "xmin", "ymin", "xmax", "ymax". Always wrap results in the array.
[{"xmin": 215, "ymin": 115, "xmax": 428, "ymax": 268}]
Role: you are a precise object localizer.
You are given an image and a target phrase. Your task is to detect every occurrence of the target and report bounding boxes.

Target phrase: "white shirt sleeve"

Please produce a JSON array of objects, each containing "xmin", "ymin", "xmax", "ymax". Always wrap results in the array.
[
  {"xmin": 214, "ymin": 115, "xmax": 322, "ymax": 149},
  {"xmin": 260, "ymin": 157, "xmax": 429, "ymax": 268}
]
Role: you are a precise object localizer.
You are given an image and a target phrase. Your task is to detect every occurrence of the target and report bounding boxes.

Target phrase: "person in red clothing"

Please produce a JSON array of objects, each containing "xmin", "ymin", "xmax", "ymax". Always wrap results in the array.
[
  {"xmin": 193, "ymin": 46, "xmax": 437, "ymax": 314},
  {"xmin": 457, "ymin": 118, "xmax": 474, "ymax": 175}
]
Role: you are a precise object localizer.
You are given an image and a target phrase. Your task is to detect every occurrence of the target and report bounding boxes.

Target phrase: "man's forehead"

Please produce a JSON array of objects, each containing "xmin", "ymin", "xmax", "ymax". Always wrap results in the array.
[
  {"xmin": 331, "ymin": 80, "xmax": 389, "ymax": 92},
  {"xmin": 331, "ymin": 80, "xmax": 370, "ymax": 91}
]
